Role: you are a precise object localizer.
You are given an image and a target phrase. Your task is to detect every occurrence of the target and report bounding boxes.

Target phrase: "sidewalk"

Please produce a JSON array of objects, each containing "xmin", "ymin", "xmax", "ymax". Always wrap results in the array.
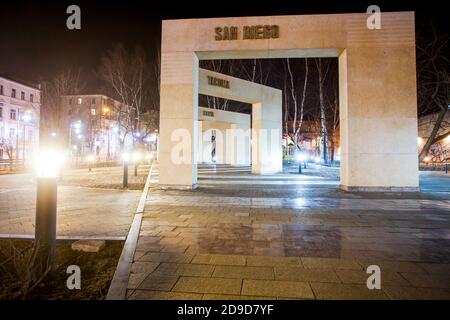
[
  {"xmin": 0, "ymin": 166, "xmax": 149, "ymax": 237},
  {"xmin": 123, "ymin": 165, "xmax": 450, "ymax": 300}
]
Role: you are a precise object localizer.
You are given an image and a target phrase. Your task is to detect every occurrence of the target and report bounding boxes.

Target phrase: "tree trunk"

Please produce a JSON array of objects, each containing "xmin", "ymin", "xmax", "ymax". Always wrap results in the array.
[
  {"xmin": 330, "ymin": 127, "xmax": 335, "ymax": 163},
  {"xmin": 419, "ymin": 107, "xmax": 447, "ymax": 161},
  {"xmin": 317, "ymin": 59, "xmax": 328, "ymax": 164}
]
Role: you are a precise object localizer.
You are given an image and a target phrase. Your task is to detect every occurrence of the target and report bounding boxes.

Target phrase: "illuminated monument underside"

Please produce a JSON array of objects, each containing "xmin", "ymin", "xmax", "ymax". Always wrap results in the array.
[{"xmin": 159, "ymin": 12, "xmax": 419, "ymax": 191}]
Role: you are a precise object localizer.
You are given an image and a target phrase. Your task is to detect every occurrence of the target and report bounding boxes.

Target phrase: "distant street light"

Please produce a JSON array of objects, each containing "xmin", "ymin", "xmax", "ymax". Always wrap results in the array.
[
  {"xmin": 34, "ymin": 149, "xmax": 64, "ymax": 274},
  {"xmin": 145, "ymin": 153, "xmax": 154, "ymax": 164},
  {"xmin": 87, "ymin": 154, "xmax": 95, "ymax": 172}
]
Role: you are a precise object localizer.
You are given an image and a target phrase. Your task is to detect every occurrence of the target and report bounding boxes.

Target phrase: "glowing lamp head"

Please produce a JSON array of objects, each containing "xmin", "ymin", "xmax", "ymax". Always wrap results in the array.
[
  {"xmin": 35, "ymin": 150, "xmax": 65, "ymax": 178},
  {"xmin": 87, "ymin": 155, "xmax": 95, "ymax": 162},
  {"xmin": 132, "ymin": 152, "xmax": 142, "ymax": 162},
  {"xmin": 23, "ymin": 113, "xmax": 32, "ymax": 122},
  {"xmin": 148, "ymin": 133, "xmax": 157, "ymax": 143},
  {"xmin": 145, "ymin": 153, "xmax": 154, "ymax": 161},
  {"xmin": 297, "ymin": 153, "xmax": 307, "ymax": 162},
  {"xmin": 122, "ymin": 153, "xmax": 130, "ymax": 163},
  {"xmin": 50, "ymin": 132, "xmax": 57, "ymax": 137}
]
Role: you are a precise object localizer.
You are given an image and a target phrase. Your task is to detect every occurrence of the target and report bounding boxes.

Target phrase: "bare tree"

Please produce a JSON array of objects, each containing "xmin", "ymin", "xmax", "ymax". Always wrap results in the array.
[
  {"xmin": 417, "ymin": 21, "xmax": 450, "ymax": 162},
  {"xmin": 325, "ymin": 64, "xmax": 339, "ymax": 164},
  {"xmin": 283, "ymin": 58, "xmax": 309, "ymax": 152},
  {"xmin": 315, "ymin": 58, "xmax": 331, "ymax": 163},
  {"xmin": 98, "ymin": 44, "xmax": 154, "ymax": 151},
  {"xmin": 0, "ymin": 139, "xmax": 14, "ymax": 170},
  {"xmin": 40, "ymin": 69, "xmax": 83, "ymax": 148}
]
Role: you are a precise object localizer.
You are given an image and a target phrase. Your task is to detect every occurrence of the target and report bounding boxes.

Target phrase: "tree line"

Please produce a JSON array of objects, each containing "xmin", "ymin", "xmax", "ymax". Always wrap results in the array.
[{"xmin": 39, "ymin": 43, "xmax": 160, "ymax": 153}]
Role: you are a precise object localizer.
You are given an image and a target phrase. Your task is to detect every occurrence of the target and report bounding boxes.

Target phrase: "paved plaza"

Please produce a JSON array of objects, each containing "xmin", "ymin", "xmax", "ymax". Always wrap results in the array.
[
  {"xmin": 127, "ymin": 165, "xmax": 450, "ymax": 300},
  {"xmin": 0, "ymin": 165, "xmax": 149, "ymax": 237}
]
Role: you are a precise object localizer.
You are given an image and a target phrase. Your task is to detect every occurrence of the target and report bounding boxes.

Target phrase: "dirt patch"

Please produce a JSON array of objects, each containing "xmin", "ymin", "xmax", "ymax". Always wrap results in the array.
[{"xmin": 0, "ymin": 239, "xmax": 123, "ymax": 300}]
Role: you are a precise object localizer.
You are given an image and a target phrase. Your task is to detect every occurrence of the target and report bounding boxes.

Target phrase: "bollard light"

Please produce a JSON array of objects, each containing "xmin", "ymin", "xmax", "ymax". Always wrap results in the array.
[
  {"xmin": 122, "ymin": 153, "xmax": 130, "ymax": 188},
  {"xmin": 34, "ymin": 150, "xmax": 64, "ymax": 274},
  {"xmin": 132, "ymin": 152, "xmax": 142, "ymax": 177},
  {"xmin": 145, "ymin": 153, "xmax": 154, "ymax": 164},
  {"xmin": 132, "ymin": 152, "xmax": 142, "ymax": 162},
  {"xmin": 36, "ymin": 150, "xmax": 65, "ymax": 178},
  {"xmin": 296, "ymin": 152, "xmax": 306, "ymax": 174},
  {"xmin": 87, "ymin": 154, "xmax": 95, "ymax": 172}
]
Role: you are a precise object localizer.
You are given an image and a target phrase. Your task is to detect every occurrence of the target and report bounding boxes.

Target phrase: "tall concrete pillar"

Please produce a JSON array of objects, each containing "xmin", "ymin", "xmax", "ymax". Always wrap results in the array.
[
  {"xmin": 251, "ymin": 99, "xmax": 283, "ymax": 174},
  {"xmin": 159, "ymin": 52, "xmax": 199, "ymax": 189},
  {"xmin": 339, "ymin": 42, "xmax": 419, "ymax": 191}
]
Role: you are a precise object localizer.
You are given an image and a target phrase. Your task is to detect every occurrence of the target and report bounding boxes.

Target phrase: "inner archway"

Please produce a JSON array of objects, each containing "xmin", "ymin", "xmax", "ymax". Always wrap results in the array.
[{"xmin": 158, "ymin": 12, "xmax": 418, "ymax": 191}]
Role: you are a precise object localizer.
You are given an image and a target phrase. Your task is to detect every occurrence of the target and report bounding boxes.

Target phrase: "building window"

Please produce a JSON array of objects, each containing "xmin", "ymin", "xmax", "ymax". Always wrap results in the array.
[
  {"xmin": 0, "ymin": 85, "xmax": 3, "ymax": 95},
  {"xmin": 91, "ymin": 98, "xmax": 96, "ymax": 105},
  {"xmin": 91, "ymin": 108, "xmax": 96, "ymax": 116},
  {"xmin": 11, "ymin": 89, "xmax": 16, "ymax": 98},
  {"xmin": 9, "ymin": 128, "xmax": 15, "ymax": 139},
  {"xmin": 69, "ymin": 98, "xmax": 73, "ymax": 105},
  {"xmin": 10, "ymin": 109, "xmax": 16, "ymax": 120},
  {"xmin": 30, "ymin": 94, "xmax": 34, "ymax": 102},
  {"xmin": 21, "ymin": 91, "xmax": 25, "ymax": 100},
  {"xmin": 28, "ymin": 129, "xmax": 33, "ymax": 142},
  {"xmin": 77, "ymin": 98, "xmax": 82, "ymax": 105},
  {"xmin": 0, "ymin": 107, "xmax": 2, "ymax": 118}
]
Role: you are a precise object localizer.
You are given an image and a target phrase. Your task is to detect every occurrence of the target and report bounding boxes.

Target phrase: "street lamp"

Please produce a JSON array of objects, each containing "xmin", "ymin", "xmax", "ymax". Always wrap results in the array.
[
  {"xmin": 22, "ymin": 111, "xmax": 32, "ymax": 166},
  {"xmin": 122, "ymin": 152, "xmax": 130, "ymax": 188},
  {"xmin": 297, "ymin": 152, "xmax": 307, "ymax": 174},
  {"xmin": 132, "ymin": 151, "xmax": 142, "ymax": 176},
  {"xmin": 34, "ymin": 149, "xmax": 64, "ymax": 274}
]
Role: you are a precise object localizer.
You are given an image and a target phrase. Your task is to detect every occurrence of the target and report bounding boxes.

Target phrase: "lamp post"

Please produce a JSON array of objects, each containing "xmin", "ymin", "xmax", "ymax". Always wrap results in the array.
[
  {"xmin": 34, "ymin": 150, "xmax": 64, "ymax": 274},
  {"xmin": 297, "ymin": 152, "xmax": 306, "ymax": 174},
  {"xmin": 132, "ymin": 151, "xmax": 142, "ymax": 177},
  {"xmin": 123, "ymin": 153, "xmax": 130, "ymax": 188},
  {"xmin": 107, "ymin": 127, "xmax": 111, "ymax": 161},
  {"xmin": 103, "ymin": 107, "xmax": 111, "ymax": 161},
  {"xmin": 22, "ymin": 111, "xmax": 32, "ymax": 167},
  {"xmin": 15, "ymin": 107, "xmax": 21, "ymax": 169},
  {"xmin": 69, "ymin": 121, "xmax": 82, "ymax": 162}
]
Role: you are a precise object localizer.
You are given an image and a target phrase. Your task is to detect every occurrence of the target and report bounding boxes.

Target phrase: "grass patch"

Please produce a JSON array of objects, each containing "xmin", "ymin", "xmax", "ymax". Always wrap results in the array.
[{"xmin": 0, "ymin": 239, "xmax": 123, "ymax": 300}]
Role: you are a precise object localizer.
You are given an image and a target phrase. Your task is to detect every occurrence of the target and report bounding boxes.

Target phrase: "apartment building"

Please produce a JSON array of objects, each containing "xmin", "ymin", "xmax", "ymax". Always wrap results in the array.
[
  {"xmin": 0, "ymin": 75, "xmax": 40, "ymax": 164},
  {"xmin": 61, "ymin": 94, "xmax": 129, "ymax": 161}
]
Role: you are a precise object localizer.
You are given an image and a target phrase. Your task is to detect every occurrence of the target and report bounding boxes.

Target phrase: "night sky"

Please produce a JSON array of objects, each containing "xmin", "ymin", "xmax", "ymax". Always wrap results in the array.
[{"xmin": 0, "ymin": 0, "xmax": 447, "ymax": 90}]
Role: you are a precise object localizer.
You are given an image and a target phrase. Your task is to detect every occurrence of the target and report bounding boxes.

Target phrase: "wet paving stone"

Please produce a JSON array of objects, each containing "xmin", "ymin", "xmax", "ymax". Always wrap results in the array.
[{"xmin": 127, "ymin": 166, "xmax": 450, "ymax": 299}]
